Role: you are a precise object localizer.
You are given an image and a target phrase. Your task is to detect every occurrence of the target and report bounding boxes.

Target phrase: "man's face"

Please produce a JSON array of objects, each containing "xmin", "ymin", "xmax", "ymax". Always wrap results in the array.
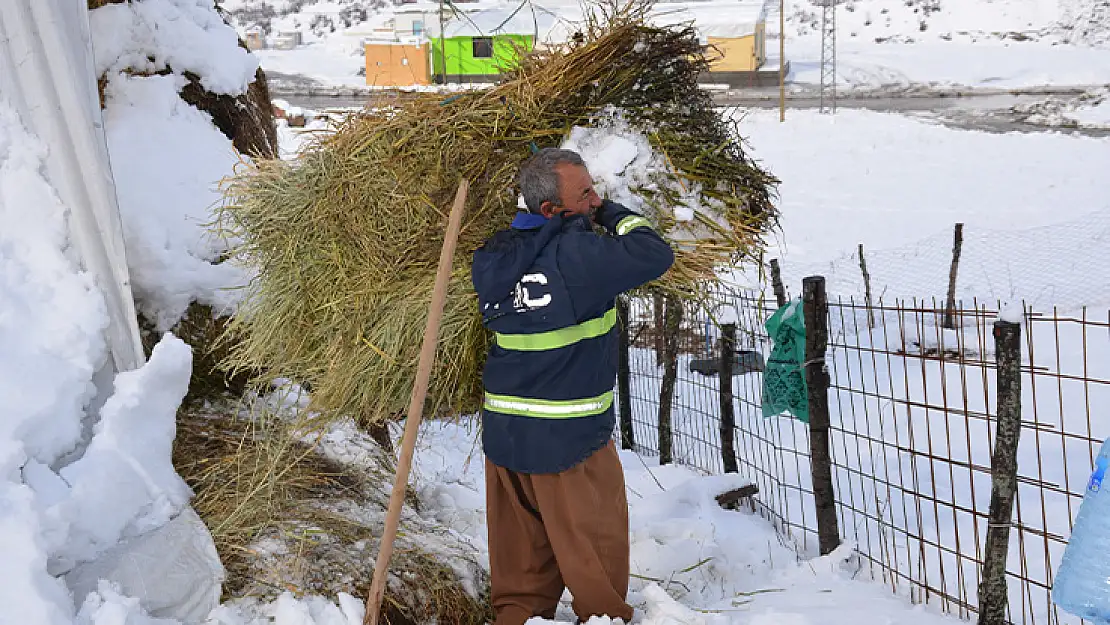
[{"xmin": 541, "ymin": 163, "xmax": 601, "ymax": 218}]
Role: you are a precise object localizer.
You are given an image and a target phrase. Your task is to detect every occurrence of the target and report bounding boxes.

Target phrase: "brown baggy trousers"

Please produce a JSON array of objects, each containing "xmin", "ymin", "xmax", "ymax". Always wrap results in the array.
[{"xmin": 485, "ymin": 440, "xmax": 633, "ymax": 625}]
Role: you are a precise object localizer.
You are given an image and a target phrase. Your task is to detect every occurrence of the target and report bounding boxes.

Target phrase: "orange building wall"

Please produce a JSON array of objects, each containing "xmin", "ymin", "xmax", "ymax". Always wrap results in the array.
[
  {"xmin": 707, "ymin": 35, "xmax": 759, "ymax": 72},
  {"xmin": 364, "ymin": 43, "xmax": 431, "ymax": 86}
]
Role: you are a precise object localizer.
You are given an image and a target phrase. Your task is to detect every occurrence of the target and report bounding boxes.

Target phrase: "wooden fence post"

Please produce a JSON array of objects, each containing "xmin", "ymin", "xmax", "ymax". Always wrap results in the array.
[
  {"xmin": 657, "ymin": 294, "xmax": 682, "ymax": 465},
  {"xmin": 858, "ymin": 243, "xmax": 875, "ymax": 329},
  {"xmin": 770, "ymin": 259, "xmax": 787, "ymax": 308},
  {"xmin": 943, "ymin": 223, "xmax": 964, "ymax": 329},
  {"xmin": 617, "ymin": 297, "xmax": 635, "ymax": 450},
  {"xmin": 653, "ymin": 291, "xmax": 665, "ymax": 366},
  {"xmin": 977, "ymin": 318, "xmax": 1023, "ymax": 625},
  {"xmin": 719, "ymin": 323, "xmax": 739, "ymax": 473},
  {"xmin": 803, "ymin": 276, "xmax": 840, "ymax": 555}
]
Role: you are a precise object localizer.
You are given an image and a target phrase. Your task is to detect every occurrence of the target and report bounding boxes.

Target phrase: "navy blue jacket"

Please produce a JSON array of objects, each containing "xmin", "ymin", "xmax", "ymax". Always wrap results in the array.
[{"xmin": 470, "ymin": 200, "xmax": 675, "ymax": 474}]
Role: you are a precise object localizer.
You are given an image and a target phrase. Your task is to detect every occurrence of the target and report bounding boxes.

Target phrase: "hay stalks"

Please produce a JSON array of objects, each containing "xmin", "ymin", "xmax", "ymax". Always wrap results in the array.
[
  {"xmin": 215, "ymin": 0, "xmax": 779, "ymax": 427},
  {"xmin": 174, "ymin": 397, "xmax": 491, "ymax": 625}
]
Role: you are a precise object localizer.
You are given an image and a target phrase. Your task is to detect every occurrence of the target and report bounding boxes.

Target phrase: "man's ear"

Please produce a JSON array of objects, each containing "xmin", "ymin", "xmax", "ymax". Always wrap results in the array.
[{"xmin": 539, "ymin": 202, "xmax": 557, "ymax": 218}]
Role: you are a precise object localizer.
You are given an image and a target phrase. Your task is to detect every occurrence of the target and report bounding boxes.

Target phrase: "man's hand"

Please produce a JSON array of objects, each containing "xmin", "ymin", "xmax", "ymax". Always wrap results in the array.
[
  {"xmin": 591, "ymin": 200, "xmax": 614, "ymax": 227},
  {"xmin": 592, "ymin": 199, "xmax": 635, "ymax": 234}
]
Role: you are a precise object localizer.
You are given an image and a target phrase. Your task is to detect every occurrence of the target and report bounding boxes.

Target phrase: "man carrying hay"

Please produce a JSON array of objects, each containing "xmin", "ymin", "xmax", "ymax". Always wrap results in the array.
[{"xmin": 471, "ymin": 148, "xmax": 675, "ymax": 625}]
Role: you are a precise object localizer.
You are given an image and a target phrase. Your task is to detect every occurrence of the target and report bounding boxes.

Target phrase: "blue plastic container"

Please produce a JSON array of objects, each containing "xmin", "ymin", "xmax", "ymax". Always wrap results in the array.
[{"xmin": 1052, "ymin": 437, "xmax": 1110, "ymax": 624}]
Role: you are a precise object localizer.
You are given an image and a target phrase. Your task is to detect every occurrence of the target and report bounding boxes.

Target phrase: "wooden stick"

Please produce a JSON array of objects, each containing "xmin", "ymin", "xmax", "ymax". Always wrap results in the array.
[{"xmin": 363, "ymin": 178, "xmax": 469, "ymax": 625}]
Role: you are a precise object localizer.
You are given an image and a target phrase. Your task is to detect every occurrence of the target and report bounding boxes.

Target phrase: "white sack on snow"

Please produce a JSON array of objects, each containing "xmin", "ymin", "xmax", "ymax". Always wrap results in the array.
[{"xmin": 66, "ymin": 507, "xmax": 224, "ymax": 625}]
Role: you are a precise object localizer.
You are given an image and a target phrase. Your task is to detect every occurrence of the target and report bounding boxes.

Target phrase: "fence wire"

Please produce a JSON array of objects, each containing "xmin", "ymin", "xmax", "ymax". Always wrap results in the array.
[{"xmin": 617, "ymin": 284, "xmax": 1110, "ymax": 625}]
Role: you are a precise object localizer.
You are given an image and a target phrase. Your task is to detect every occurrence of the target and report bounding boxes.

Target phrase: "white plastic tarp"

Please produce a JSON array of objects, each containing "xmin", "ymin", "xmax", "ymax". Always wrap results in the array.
[{"xmin": 0, "ymin": 0, "xmax": 145, "ymax": 378}]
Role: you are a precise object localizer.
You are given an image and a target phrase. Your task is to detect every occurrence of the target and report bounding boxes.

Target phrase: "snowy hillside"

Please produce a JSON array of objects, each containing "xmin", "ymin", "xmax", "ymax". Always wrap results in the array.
[
  {"xmin": 784, "ymin": 0, "xmax": 1110, "ymax": 46},
  {"xmin": 218, "ymin": 0, "xmax": 387, "ymax": 37},
  {"xmin": 776, "ymin": 0, "xmax": 1110, "ymax": 90}
]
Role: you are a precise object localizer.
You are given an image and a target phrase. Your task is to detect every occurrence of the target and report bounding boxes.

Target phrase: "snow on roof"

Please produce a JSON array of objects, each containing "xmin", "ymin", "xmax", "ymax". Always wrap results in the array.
[
  {"xmin": 648, "ymin": 0, "xmax": 769, "ymax": 38},
  {"xmin": 429, "ymin": 5, "xmax": 562, "ymax": 38},
  {"xmin": 421, "ymin": 0, "xmax": 768, "ymax": 42}
]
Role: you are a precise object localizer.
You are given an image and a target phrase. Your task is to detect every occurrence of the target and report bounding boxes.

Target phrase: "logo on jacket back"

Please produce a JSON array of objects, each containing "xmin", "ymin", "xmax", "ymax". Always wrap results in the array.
[{"xmin": 513, "ymin": 273, "xmax": 551, "ymax": 312}]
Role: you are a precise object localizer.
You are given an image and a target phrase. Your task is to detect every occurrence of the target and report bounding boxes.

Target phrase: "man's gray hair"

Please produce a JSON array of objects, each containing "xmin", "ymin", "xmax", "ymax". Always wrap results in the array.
[{"xmin": 517, "ymin": 148, "xmax": 586, "ymax": 214}]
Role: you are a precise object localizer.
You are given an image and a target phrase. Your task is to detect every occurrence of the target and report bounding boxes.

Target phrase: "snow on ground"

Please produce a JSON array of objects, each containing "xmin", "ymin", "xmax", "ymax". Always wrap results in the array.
[
  {"xmin": 620, "ymin": 290, "xmax": 1110, "ymax": 625},
  {"xmin": 184, "ymin": 411, "xmax": 971, "ymax": 625},
  {"xmin": 406, "ymin": 419, "xmax": 964, "ymax": 625},
  {"xmin": 1072, "ymin": 95, "xmax": 1110, "ymax": 126},
  {"xmin": 276, "ymin": 118, "xmax": 329, "ymax": 159},
  {"xmin": 1014, "ymin": 88, "xmax": 1110, "ymax": 128},
  {"xmin": 253, "ymin": 39, "xmax": 368, "ymax": 89},
  {"xmin": 723, "ymin": 107, "xmax": 1110, "ymax": 310}
]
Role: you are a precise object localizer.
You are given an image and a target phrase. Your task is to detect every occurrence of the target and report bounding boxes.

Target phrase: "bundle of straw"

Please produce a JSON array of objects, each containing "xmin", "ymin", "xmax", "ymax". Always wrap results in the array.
[{"xmin": 217, "ymin": 0, "xmax": 779, "ymax": 426}]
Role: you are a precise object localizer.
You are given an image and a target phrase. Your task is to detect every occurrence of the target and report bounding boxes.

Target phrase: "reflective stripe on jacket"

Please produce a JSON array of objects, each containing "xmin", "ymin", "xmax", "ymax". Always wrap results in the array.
[{"xmin": 470, "ymin": 201, "xmax": 674, "ymax": 473}]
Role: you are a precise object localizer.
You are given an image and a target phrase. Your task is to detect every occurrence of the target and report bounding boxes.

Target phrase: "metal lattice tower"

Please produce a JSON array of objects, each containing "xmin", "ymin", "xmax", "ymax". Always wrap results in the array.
[{"xmin": 818, "ymin": 0, "xmax": 838, "ymax": 114}]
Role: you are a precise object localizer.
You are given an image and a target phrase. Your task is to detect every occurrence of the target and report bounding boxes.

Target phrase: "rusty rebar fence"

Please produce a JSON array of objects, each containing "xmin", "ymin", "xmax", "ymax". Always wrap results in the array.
[{"xmin": 616, "ymin": 284, "xmax": 1110, "ymax": 625}]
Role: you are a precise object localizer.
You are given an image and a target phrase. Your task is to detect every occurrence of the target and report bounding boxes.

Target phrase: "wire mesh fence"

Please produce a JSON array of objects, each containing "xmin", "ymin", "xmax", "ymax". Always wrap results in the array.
[{"xmin": 616, "ymin": 282, "xmax": 1110, "ymax": 625}]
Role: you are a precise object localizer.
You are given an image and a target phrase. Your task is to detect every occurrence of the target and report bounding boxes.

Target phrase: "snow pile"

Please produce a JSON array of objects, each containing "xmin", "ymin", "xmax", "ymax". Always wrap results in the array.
[
  {"xmin": 76, "ymin": 581, "xmax": 186, "ymax": 625},
  {"xmin": 2, "ymin": 90, "xmax": 197, "ymax": 625},
  {"xmin": 90, "ymin": 0, "xmax": 260, "ymax": 330},
  {"xmin": 560, "ymin": 112, "xmax": 701, "ymax": 222},
  {"xmin": 0, "ymin": 105, "xmax": 108, "ymax": 467},
  {"xmin": 1013, "ymin": 88, "xmax": 1110, "ymax": 129},
  {"xmin": 89, "ymin": 0, "xmax": 259, "ymax": 96},
  {"xmin": 53, "ymin": 337, "xmax": 195, "ymax": 568},
  {"xmin": 1072, "ymin": 95, "xmax": 1110, "ymax": 127},
  {"xmin": 102, "ymin": 73, "xmax": 253, "ymax": 330},
  {"xmin": 204, "ymin": 592, "xmax": 366, "ymax": 625}
]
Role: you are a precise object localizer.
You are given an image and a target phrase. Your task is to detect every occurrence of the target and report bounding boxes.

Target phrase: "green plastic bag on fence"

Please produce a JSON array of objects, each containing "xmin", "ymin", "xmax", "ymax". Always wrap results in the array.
[{"xmin": 761, "ymin": 298, "xmax": 809, "ymax": 423}]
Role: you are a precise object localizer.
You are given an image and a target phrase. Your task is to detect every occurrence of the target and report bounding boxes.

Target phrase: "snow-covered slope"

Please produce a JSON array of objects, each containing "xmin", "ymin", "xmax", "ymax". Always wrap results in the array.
[
  {"xmin": 219, "ymin": 0, "xmax": 1110, "ymax": 47},
  {"xmin": 776, "ymin": 0, "xmax": 1110, "ymax": 90},
  {"xmin": 785, "ymin": 0, "xmax": 1110, "ymax": 46},
  {"xmin": 219, "ymin": 0, "xmax": 386, "ymax": 37}
]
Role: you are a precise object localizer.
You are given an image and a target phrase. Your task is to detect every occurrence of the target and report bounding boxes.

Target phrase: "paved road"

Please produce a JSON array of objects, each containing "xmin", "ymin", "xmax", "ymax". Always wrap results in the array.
[{"xmin": 268, "ymin": 72, "xmax": 1110, "ymax": 138}]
